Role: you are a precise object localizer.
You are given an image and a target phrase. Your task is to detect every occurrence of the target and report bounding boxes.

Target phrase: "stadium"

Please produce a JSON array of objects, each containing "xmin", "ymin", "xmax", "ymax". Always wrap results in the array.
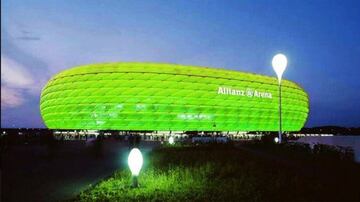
[{"xmin": 40, "ymin": 62, "xmax": 309, "ymax": 133}]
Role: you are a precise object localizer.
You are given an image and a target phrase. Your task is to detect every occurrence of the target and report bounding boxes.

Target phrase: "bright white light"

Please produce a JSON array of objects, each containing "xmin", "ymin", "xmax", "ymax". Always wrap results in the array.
[
  {"xmin": 274, "ymin": 137, "xmax": 279, "ymax": 143},
  {"xmin": 272, "ymin": 54, "xmax": 287, "ymax": 83},
  {"xmin": 128, "ymin": 148, "xmax": 143, "ymax": 176},
  {"xmin": 169, "ymin": 136, "xmax": 174, "ymax": 145}
]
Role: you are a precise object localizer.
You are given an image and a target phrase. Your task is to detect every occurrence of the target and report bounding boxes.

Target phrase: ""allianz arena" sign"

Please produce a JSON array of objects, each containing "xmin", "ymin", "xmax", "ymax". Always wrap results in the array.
[{"xmin": 217, "ymin": 87, "xmax": 273, "ymax": 99}]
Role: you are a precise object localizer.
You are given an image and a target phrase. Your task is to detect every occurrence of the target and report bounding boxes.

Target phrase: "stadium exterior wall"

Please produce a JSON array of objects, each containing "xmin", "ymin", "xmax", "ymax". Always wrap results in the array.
[{"xmin": 40, "ymin": 63, "xmax": 309, "ymax": 131}]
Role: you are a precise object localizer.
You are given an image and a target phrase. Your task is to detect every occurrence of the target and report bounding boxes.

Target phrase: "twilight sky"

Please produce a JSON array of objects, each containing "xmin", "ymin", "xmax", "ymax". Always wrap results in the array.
[{"xmin": 1, "ymin": 0, "xmax": 360, "ymax": 128}]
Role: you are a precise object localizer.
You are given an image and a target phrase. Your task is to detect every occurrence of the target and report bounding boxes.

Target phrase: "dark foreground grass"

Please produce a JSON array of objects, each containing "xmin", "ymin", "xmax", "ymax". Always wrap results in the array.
[{"xmin": 75, "ymin": 143, "xmax": 360, "ymax": 202}]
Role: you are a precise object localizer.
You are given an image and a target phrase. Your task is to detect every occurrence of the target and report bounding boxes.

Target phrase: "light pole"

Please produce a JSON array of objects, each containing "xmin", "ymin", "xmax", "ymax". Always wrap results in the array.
[{"xmin": 272, "ymin": 54, "xmax": 287, "ymax": 143}]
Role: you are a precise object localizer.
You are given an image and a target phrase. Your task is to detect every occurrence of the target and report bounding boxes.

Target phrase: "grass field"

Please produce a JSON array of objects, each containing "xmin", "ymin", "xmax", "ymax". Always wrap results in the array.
[{"xmin": 75, "ymin": 142, "xmax": 360, "ymax": 202}]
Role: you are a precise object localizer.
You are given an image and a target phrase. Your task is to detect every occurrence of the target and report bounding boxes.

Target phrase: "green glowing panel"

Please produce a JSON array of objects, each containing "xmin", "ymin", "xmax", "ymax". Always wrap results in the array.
[{"xmin": 40, "ymin": 63, "xmax": 309, "ymax": 131}]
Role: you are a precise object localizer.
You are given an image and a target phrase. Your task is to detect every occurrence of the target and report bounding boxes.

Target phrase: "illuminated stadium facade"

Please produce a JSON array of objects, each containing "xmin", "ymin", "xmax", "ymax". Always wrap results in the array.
[{"xmin": 40, "ymin": 63, "xmax": 309, "ymax": 132}]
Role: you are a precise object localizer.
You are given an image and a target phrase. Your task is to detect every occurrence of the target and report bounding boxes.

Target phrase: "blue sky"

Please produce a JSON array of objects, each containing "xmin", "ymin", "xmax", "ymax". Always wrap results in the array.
[{"xmin": 1, "ymin": 0, "xmax": 360, "ymax": 128}]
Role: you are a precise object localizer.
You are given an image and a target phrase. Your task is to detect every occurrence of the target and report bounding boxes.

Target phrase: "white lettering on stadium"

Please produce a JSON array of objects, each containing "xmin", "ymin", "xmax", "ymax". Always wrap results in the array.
[{"xmin": 217, "ymin": 87, "xmax": 272, "ymax": 99}]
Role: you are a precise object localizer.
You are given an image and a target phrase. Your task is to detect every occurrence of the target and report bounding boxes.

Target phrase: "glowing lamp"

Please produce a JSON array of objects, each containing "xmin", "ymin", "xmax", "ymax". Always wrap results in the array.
[
  {"xmin": 272, "ymin": 54, "xmax": 287, "ymax": 83},
  {"xmin": 128, "ymin": 148, "xmax": 143, "ymax": 176},
  {"xmin": 168, "ymin": 136, "xmax": 175, "ymax": 145},
  {"xmin": 274, "ymin": 137, "xmax": 279, "ymax": 143},
  {"xmin": 128, "ymin": 148, "xmax": 143, "ymax": 187}
]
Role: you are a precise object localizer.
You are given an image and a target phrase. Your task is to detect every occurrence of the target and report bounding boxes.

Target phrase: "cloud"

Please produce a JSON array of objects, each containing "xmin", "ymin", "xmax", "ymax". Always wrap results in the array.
[
  {"xmin": 1, "ymin": 55, "xmax": 35, "ymax": 88},
  {"xmin": 16, "ymin": 36, "xmax": 41, "ymax": 41},
  {"xmin": 21, "ymin": 30, "xmax": 31, "ymax": 34},
  {"xmin": 16, "ymin": 29, "xmax": 41, "ymax": 41},
  {"xmin": 1, "ymin": 86, "xmax": 24, "ymax": 108},
  {"xmin": 1, "ymin": 55, "xmax": 39, "ymax": 109}
]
